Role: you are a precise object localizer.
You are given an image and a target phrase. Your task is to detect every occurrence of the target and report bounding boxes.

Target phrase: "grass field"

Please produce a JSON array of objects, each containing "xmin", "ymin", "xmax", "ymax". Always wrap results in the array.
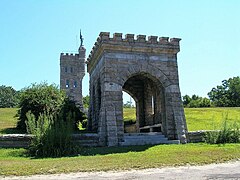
[
  {"xmin": 0, "ymin": 108, "xmax": 240, "ymax": 176},
  {"xmin": 124, "ymin": 107, "xmax": 240, "ymax": 131},
  {"xmin": 0, "ymin": 108, "xmax": 23, "ymax": 134},
  {"xmin": 0, "ymin": 143, "xmax": 240, "ymax": 176},
  {"xmin": 1, "ymin": 107, "xmax": 240, "ymax": 133}
]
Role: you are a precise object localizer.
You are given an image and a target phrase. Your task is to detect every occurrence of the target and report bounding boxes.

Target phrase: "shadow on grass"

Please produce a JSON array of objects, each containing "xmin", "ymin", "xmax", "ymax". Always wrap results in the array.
[
  {"xmin": 79, "ymin": 145, "xmax": 154, "ymax": 156},
  {"xmin": 0, "ymin": 128, "xmax": 25, "ymax": 134},
  {"xmin": 23, "ymin": 145, "xmax": 155, "ymax": 159}
]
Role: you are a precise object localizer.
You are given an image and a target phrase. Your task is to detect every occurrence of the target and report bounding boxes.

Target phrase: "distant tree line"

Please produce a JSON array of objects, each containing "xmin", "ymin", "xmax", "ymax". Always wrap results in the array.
[
  {"xmin": 182, "ymin": 94, "xmax": 211, "ymax": 108},
  {"xmin": 183, "ymin": 76, "xmax": 240, "ymax": 108},
  {"xmin": 0, "ymin": 76, "xmax": 239, "ymax": 109},
  {"xmin": 0, "ymin": 85, "xmax": 20, "ymax": 108}
]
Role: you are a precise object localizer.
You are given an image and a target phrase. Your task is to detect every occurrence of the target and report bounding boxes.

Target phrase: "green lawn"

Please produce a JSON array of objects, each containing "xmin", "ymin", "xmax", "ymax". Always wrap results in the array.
[
  {"xmin": 0, "ymin": 108, "xmax": 240, "ymax": 176},
  {"xmin": 0, "ymin": 108, "xmax": 23, "ymax": 134},
  {"xmin": 1, "ymin": 108, "xmax": 240, "ymax": 133},
  {"xmin": 124, "ymin": 107, "xmax": 240, "ymax": 131},
  {"xmin": 185, "ymin": 107, "xmax": 240, "ymax": 131},
  {"xmin": 0, "ymin": 143, "xmax": 240, "ymax": 176}
]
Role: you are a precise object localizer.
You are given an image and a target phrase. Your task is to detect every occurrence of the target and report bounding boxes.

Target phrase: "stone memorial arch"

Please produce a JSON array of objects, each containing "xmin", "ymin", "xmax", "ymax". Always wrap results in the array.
[{"xmin": 87, "ymin": 32, "xmax": 188, "ymax": 146}]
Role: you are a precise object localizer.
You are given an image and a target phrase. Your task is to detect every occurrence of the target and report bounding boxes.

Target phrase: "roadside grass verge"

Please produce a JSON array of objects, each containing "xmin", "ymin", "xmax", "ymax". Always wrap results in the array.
[{"xmin": 0, "ymin": 143, "xmax": 240, "ymax": 176}]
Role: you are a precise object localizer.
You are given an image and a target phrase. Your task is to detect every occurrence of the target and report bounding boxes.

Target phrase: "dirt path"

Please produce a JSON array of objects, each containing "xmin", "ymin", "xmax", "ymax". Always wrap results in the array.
[{"xmin": 2, "ymin": 161, "xmax": 240, "ymax": 180}]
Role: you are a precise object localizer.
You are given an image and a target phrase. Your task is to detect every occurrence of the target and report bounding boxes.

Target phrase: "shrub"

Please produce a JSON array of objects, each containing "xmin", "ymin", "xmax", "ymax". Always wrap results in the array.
[
  {"xmin": 16, "ymin": 82, "xmax": 87, "ymax": 132},
  {"xmin": 60, "ymin": 98, "xmax": 87, "ymax": 130},
  {"xmin": 17, "ymin": 82, "xmax": 65, "ymax": 131},
  {"xmin": 205, "ymin": 120, "xmax": 240, "ymax": 144},
  {"xmin": 26, "ymin": 111, "xmax": 79, "ymax": 157}
]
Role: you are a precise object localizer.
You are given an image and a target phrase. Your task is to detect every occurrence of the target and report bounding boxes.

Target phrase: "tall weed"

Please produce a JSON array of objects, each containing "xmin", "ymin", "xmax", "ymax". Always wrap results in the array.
[
  {"xmin": 205, "ymin": 113, "xmax": 240, "ymax": 144},
  {"xmin": 26, "ymin": 111, "xmax": 78, "ymax": 157}
]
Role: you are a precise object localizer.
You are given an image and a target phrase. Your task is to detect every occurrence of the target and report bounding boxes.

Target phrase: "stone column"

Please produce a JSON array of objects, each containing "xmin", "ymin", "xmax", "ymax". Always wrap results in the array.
[
  {"xmin": 165, "ymin": 85, "xmax": 187, "ymax": 143},
  {"xmin": 102, "ymin": 82, "xmax": 122, "ymax": 146}
]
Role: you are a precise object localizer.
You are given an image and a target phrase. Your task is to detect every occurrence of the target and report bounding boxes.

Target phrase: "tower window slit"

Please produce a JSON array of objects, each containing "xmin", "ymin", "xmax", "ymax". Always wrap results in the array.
[
  {"xmin": 74, "ymin": 81, "xmax": 77, "ymax": 88},
  {"xmin": 66, "ymin": 80, "xmax": 69, "ymax": 88}
]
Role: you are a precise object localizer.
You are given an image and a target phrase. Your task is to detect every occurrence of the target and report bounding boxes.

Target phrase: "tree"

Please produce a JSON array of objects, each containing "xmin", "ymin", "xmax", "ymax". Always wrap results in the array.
[
  {"xmin": 83, "ymin": 95, "xmax": 90, "ymax": 109},
  {"xmin": 0, "ymin": 85, "xmax": 19, "ymax": 108},
  {"xmin": 182, "ymin": 95, "xmax": 191, "ymax": 107},
  {"xmin": 123, "ymin": 101, "xmax": 133, "ymax": 108},
  {"xmin": 208, "ymin": 76, "xmax": 240, "ymax": 107},
  {"xmin": 16, "ymin": 82, "xmax": 86, "ymax": 131},
  {"xmin": 182, "ymin": 94, "xmax": 211, "ymax": 108}
]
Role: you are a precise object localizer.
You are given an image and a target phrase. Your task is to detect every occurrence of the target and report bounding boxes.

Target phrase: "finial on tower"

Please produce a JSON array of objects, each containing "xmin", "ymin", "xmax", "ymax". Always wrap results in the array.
[{"xmin": 80, "ymin": 29, "xmax": 84, "ymax": 47}]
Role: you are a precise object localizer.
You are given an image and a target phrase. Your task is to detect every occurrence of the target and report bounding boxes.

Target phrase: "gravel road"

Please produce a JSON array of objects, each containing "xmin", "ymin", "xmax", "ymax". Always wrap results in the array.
[{"xmin": 1, "ymin": 160, "xmax": 240, "ymax": 180}]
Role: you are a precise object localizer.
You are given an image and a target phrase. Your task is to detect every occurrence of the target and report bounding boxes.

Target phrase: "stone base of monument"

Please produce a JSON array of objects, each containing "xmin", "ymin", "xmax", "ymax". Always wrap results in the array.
[{"xmin": 119, "ymin": 132, "xmax": 180, "ymax": 146}]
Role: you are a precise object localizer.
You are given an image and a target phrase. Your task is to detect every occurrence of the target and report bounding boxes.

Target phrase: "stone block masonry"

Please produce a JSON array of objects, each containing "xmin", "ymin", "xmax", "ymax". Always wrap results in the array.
[
  {"xmin": 87, "ymin": 32, "xmax": 188, "ymax": 146},
  {"xmin": 60, "ymin": 46, "xmax": 85, "ymax": 110}
]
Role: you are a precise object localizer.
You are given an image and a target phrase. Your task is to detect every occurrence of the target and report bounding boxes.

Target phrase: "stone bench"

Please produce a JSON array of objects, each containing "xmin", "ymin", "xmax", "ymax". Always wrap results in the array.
[{"xmin": 139, "ymin": 124, "xmax": 162, "ymax": 133}]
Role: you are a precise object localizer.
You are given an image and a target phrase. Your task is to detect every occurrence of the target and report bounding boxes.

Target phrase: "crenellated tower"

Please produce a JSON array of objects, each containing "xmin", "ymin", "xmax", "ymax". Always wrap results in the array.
[{"xmin": 60, "ymin": 32, "xmax": 85, "ymax": 110}]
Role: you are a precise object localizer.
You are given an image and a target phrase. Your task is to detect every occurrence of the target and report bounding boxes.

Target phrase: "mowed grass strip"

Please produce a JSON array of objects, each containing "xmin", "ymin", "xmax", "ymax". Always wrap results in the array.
[{"xmin": 0, "ymin": 143, "xmax": 240, "ymax": 176}]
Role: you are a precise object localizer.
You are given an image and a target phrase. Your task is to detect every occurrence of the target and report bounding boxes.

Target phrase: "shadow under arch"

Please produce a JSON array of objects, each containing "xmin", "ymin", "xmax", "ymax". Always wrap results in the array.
[{"xmin": 122, "ymin": 72, "xmax": 166, "ymax": 134}]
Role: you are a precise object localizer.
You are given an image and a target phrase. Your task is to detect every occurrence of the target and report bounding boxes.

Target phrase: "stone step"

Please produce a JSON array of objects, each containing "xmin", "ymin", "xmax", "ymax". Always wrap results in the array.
[
  {"xmin": 120, "ymin": 133, "xmax": 180, "ymax": 146},
  {"xmin": 71, "ymin": 133, "xmax": 99, "ymax": 147}
]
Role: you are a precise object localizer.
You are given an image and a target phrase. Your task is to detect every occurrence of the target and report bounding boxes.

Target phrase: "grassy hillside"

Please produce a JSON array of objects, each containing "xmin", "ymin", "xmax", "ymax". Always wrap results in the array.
[
  {"xmin": 185, "ymin": 108, "xmax": 240, "ymax": 131},
  {"xmin": 0, "ymin": 108, "xmax": 22, "ymax": 134},
  {"xmin": 124, "ymin": 107, "xmax": 240, "ymax": 131},
  {"xmin": 0, "ymin": 107, "xmax": 240, "ymax": 134}
]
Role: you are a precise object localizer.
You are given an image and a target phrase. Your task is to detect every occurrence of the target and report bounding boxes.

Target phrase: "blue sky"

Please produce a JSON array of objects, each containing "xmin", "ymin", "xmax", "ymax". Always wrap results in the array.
[{"xmin": 0, "ymin": 0, "xmax": 239, "ymax": 102}]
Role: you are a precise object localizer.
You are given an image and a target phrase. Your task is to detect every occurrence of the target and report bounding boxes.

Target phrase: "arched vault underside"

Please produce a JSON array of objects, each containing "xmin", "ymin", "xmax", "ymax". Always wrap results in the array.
[{"xmin": 87, "ymin": 32, "xmax": 188, "ymax": 146}]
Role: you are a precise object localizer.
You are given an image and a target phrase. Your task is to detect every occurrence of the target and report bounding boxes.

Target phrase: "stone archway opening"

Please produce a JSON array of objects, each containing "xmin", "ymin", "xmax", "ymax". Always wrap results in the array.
[
  {"xmin": 87, "ymin": 32, "xmax": 188, "ymax": 146},
  {"xmin": 122, "ymin": 73, "xmax": 165, "ymax": 134}
]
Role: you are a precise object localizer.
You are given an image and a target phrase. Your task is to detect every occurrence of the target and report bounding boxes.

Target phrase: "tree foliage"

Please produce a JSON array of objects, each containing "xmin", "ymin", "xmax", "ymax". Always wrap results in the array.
[
  {"xmin": 16, "ymin": 82, "xmax": 86, "ymax": 131},
  {"xmin": 208, "ymin": 76, "xmax": 240, "ymax": 107},
  {"xmin": 182, "ymin": 94, "xmax": 211, "ymax": 108},
  {"xmin": 83, "ymin": 95, "xmax": 90, "ymax": 109},
  {"xmin": 123, "ymin": 101, "xmax": 134, "ymax": 108},
  {"xmin": 0, "ymin": 85, "xmax": 19, "ymax": 108}
]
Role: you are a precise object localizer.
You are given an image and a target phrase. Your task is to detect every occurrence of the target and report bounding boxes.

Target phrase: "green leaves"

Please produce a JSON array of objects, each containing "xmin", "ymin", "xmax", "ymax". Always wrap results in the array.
[
  {"xmin": 0, "ymin": 85, "xmax": 19, "ymax": 108},
  {"xmin": 208, "ymin": 76, "xmax": 240, "ymax": 107},
  {"xmin": 16, "ymin": 82, "xmax": 65, "ymax": 131},
  {"xmin": 182, "ymin": 95, "xmax": 211, "ymax": 108}
]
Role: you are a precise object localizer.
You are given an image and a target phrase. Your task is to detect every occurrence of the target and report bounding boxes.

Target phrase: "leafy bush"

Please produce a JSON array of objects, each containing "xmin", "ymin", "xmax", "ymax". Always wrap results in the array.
[
  {"xmin": 26, "ymin": 111, "xmax": 79, "ymax": 157},
  {"xmin": 16, "ymin": 82, "xmax": 86, "ymax": 132},
  {"xmin": 17, "ymin": 83, "xmax": 65, "ymax": 131},
  {"xmin": 60, "ymin": 98, "xmax": 87, "ymax": 130},
  {"xmin": 205, "ymin": 120, "xmax": 240, "ymax": 144}
]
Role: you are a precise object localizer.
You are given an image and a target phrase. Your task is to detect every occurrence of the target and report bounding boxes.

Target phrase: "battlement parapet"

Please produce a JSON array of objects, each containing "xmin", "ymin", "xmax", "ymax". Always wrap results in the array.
[
  {"xmin": 87, "ymin": 32, "xmax": 181, "ymax": 68},
  {"xmin": 95, "ymin": 32, "xmax": 181, "ymax": 45},
  {"xmin": 60, "ymin": 53, "xmax": 79, "ymax": 57}
]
